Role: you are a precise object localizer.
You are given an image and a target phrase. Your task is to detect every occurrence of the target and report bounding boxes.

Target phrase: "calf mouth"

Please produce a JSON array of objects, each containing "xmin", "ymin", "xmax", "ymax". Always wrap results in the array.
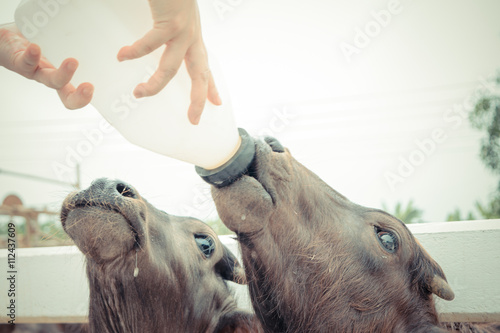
[
  {"xmin": 61, "ymin": 192, "xmax": 145, "ymax": 249},
  {"xmin": 239, "ymin": 138, "xmax": 284, "ymax": 204}
]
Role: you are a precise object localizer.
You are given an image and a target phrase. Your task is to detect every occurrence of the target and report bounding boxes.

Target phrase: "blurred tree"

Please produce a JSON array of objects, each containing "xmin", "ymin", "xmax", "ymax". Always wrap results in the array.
[
  {"xmin": 474, "ymin": 199, "xmax": 500, "ymax": 219},
  {"xmin": 40, "ymin": 219, "xmax": 71, "ymax": 242},
  {"xmin": 382, "ymin": 200, "xmax": 423, "ymax": 224},
  {"xmin": 469, "ymin": 72, "xmax": 500, "ymax": 218},
  {"xmin": 446, "ymin": 208, "xmax": 475, "ymax": 222},
  {"xmin": 445, "ymin": 199, "xmax": 500, "ymax": 221}
]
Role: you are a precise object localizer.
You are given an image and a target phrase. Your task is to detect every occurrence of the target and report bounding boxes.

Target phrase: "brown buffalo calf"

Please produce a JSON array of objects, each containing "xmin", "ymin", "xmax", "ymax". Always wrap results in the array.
[
  {"xmin": 212, "ymin": 137, "xmax": 460, "ymax": 333},
  {"xmin": 61, "ymin": 178, "xmax": 262, "ymax": 333}
]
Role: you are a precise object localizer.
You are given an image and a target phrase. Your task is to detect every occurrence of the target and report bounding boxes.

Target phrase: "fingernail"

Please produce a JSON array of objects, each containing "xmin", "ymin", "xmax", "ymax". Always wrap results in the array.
[
  {"xmin": 215, "ymin": 95, "xmax": 222, "ymax": 105},
  {"xmin": 191, "ymin": 114, "xmax": 201, "ymax": 125},
  {"xmin": 82, "ymin": 86, "xmax": 92, "ymax": 97},
  {"xmin": 67, "ymin": 61, "xmax": 77, "ymax": 72},
  {"xmin": 29, "ymin": 47, "xmax": 40, "ymax": 57},
  {"xmin": 134, "ymin": 89, "xmax": 144, "ymax": 98},
  {"xmin": 117, "ymin": 52, "xmax": 130, "ymax": 61}
]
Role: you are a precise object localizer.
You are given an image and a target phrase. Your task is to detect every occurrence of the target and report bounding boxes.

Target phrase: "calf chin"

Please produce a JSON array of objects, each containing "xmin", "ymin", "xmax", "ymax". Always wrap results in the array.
[{"xmin": 212, "ymin": 175, "xmax": 273, "ymax": 235}]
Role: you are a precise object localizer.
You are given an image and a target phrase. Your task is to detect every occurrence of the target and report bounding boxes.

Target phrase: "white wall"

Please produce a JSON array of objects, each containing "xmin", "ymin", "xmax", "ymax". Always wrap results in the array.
[
  {"xmin": 408, "ymin": 220, "xmax": 500, "ymax": 322},
  {"xmin": 0, "ymin": 220, "xmax": 499, "ymax": 324}
]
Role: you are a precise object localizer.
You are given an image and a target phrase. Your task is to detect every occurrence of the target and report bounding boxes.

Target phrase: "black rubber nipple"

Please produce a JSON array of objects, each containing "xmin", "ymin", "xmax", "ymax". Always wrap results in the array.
[{"xmin": 195, "ymin": 128, "xmax": 255, "ymax": 188}]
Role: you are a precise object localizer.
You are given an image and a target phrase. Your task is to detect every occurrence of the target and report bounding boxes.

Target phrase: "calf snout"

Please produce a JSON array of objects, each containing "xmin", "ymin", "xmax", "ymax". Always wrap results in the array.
[
  {"xmin": 89, "ymin": 178, "xmax": 138, "ymax": 198},
  {"xmin": 74, "ymin": 178, "xmax": 139, "ymax": 205},
  {"xmin": 62, "ymin": 178, "xmax": 144, "ymax": 221},
  {"xmin": 61, "ymin": 178, "xmax": 146, "ymax": 261}
]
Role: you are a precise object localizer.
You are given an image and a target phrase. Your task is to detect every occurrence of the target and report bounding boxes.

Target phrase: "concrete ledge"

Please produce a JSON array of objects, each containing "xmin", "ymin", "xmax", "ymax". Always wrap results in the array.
[
  {"xmin": 1, "ymin": 220, "xmax": 499, "ymax": 324},
  {"xmin": 408, "ymin": 220, "xmax": 500, "ymax": 323},
  {"xmin": 1, "ymin": 246, "xmax": 88, "ymax": 323}
]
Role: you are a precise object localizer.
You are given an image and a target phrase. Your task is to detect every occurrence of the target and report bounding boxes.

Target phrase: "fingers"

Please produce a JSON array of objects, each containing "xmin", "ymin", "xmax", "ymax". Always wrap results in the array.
[
  {"xmin": 117, "ymin": 28, "xmax": 169, "ymax": 61},
  {"xmin": 50, "ymin": 58, "xmax": 78, "ymax": 88},
  {"xmin": 18, "ymin": 43, "xmax": 41, "ymax": 74},
  {"xmin": 33, "ymin": 54, "xmax": 94, "ymax": 109},
  {"xmin": 185, "ymin": 42, "xmax": 221, "ymax": 125},
  {"xmin": 187, "ymin": 70, "xmax": 208, "ymax": 125},
  {"xmin": 34, "ymin": 57, "xmax": 78, "ymax": 89},
  {"xmin": 133, "ymin": 41, "xmax": 186, "ymax": 98},
  {"xmin": 57, "ymin": 81, "xmax": 94, "ymax": 110},
  {"xmin": 1, "ymin": 29, "xmax": 93, "ymax": 110},
  {"xmin": 207, "ymin": 73, "xmax": 222, "ymax": 106},
  {"xmin": 10, "ymin": 42, "xmax": 43, "ymax": 79}
]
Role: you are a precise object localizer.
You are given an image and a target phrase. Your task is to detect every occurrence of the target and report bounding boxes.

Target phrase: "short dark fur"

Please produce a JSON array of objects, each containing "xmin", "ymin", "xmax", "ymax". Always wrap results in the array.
[
  {"xmin": 211, "ymin": 137, "xmax": 497, "ymax": 333},
  {"xmin": 61, "ymin": 178, "xmax": 262, "ymax": 333}
]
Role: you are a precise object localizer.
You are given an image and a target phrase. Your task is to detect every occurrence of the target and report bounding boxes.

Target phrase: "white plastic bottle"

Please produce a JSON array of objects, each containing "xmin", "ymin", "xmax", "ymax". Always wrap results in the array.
[{"xmin": 15, "ymin": 0, "xmax": 254, "ymax": 185}]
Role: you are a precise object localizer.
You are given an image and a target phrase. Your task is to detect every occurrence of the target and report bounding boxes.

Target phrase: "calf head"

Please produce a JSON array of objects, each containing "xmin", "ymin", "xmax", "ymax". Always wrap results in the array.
[
  {"xmin": 212, "ymin": 138, "xmax": 455, "ymax": 333},
  {"xmin": 61, "ymin": 178, "xmax": 259, "ymax": 333}
]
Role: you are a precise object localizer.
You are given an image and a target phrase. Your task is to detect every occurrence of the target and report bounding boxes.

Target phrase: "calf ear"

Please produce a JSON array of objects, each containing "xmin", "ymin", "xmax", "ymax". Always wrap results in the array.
[
  {"xmin": 429, "ymin": 275, "xmax": 455, "ymax": 301},
  {"xmin": 215, "ymin": 311, "xmax": 260, "ymax": 333},
  {"xmin": 414, "ymin": 238, "xmax": 455, "ymax": 301},
  {"xmin": 215, "ymin": 244, "xmax": 247, "ymax": 284}
]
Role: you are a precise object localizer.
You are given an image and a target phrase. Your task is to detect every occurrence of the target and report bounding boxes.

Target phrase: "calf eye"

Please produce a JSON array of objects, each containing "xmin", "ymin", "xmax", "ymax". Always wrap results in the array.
[
  {"xmin": 375, "ymin": 227, "xmax": 398, "ymax": 253},
  {"xmin": 195, "ymin": 234, "xmax": 215, "ymax": 258}
]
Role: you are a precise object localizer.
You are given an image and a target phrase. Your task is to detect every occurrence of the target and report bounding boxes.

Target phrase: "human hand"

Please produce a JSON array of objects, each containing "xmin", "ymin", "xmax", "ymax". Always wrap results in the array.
[
  {"xmin": 0, "ymin": 23, "xmax": 93, "ymax": 109},
  {"xmin": 117, "ymin": 0, "xmax": 221, "ymax": 125}
]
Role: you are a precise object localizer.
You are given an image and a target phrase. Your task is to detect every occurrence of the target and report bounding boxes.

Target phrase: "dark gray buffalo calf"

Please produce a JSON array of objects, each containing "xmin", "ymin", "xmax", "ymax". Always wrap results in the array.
[
  {"xmin": 211, "ymin": 137, "xmax": 486, "ymax": 333},
  {"xmin": 61, "ymin": 178, "xmax": 262, "ymax": 333}
]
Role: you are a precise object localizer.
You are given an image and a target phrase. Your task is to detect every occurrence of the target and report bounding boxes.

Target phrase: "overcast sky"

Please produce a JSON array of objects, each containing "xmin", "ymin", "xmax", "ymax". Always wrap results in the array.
[{"xmin": 1, "ymin": 0, "xmax": 499, "ymax": 225}]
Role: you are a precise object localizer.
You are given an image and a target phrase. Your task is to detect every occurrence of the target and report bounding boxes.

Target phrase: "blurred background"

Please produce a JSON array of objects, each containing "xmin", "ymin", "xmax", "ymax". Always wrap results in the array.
[{"xmin": 1, "ymin": 0, "xmax": 499, "ymax": 246}]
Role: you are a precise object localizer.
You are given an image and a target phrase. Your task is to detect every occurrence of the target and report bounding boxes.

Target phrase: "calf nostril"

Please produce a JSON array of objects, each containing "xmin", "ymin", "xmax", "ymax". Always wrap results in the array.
[{"xmin": 116, "ymin": 183, "xmax": 137, "ymax": 198}]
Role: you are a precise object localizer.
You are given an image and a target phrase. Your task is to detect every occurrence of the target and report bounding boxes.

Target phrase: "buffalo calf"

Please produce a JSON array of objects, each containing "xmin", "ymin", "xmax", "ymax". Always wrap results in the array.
[
  {"xmin": 61, "ymin": 178, "xmax": 262, "ymax": 333},
  {"xmin": 212, "ymin": 137, "xmax": 458, "ymax": 333}
]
